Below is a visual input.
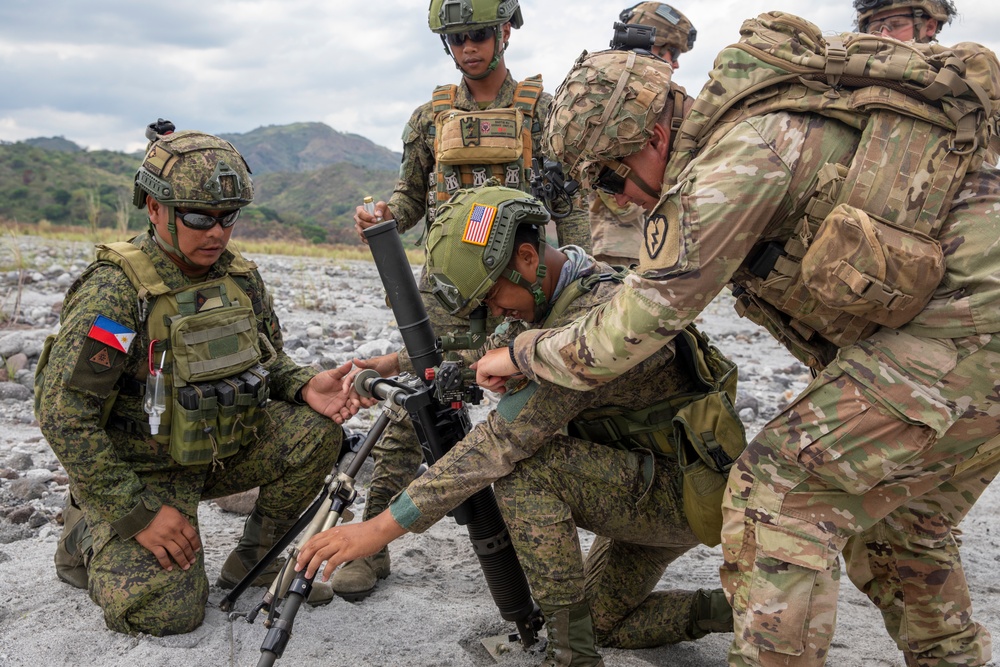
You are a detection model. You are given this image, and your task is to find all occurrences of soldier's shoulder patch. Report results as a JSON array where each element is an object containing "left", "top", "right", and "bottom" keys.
[
  {"left": 462, "top": 203, "right": 497, "bottom": 246},
  {"left": 69, "top": 337, "right": 127, "bottom": 399},
  {"left": 641, "top": 199, "right": 682, "bottom": 272},
  {"left": 87, "top": 315, "right": 136, "bottom": 354}
]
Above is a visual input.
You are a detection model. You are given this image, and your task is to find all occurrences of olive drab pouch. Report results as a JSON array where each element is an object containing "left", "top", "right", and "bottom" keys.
[
  {"left": 801, "top": 204, "right": 945, "bottom": 328},
  {"left": 671, "top": 327, "right": 746, "bottom": 547}
]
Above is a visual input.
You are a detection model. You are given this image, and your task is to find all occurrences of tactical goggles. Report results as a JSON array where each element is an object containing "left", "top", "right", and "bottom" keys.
[
  {"left": 175, "top": 208, "right": 241, "bottom": 230},
  {"left": 866, "top": 12, "right": 917, "bottom": 33},
  {"left": 591, "top": 162, "right": 631, "bottom": 196},
  {"left": 445, "top": 26, "right": 496, "bottom": 47}
]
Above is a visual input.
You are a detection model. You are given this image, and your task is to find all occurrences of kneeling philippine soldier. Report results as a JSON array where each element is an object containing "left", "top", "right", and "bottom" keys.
[
  {"left": 35, "top": 121, "right": 359, "bottom": 636},
  {"left": 297, "top": 185, "right": 739, "bottom": 666}
]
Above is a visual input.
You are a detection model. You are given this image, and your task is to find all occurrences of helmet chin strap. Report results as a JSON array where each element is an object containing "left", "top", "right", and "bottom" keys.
[
  {"left": 149, "top": 205, "right": 199, "bottom": 268},
  {"left": 450, "top": 27, "right": 505, "bottom": 81},
  {"left": 499, "top": 237, "right": 549, "bottom": 322}
]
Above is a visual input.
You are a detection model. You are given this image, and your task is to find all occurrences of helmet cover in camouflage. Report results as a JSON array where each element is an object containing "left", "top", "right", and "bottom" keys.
[
  {"left": 428, "top": 0, "right": 523, "bottom": 33},
  {"left": 546, "top": 49, "right": 672, "bottom": 176},
  {"left": 426, "top": 185, "right": 548, "bottom": 317},
  {"left": 853, "top": 0, "right": 956, "bottom": 32},
  {"left": 620, "top": 3, "right": 697, "bottom": 54},
  {"left": 132, "top": 130, "right": 253, "bottom": 210}
]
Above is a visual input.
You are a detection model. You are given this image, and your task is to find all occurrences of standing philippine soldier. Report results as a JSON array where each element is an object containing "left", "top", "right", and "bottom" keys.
[
  {"left": 589, "top": 2, "right": 698, "bottom": 267},
  {"left": 855, "top": 0, "right": 956, "bottom": 42},
  {"left": 337, "top": 0, "right": 591, "bottom": 602},
  {"left": 35, "top": 124, "right": 358, "bottom": 636},
  {"left": 300, "top": 185, "right": 739, "bottom": 666},
  {"left": 473, "top": 15, "right": 1000, "bottom": 667}
]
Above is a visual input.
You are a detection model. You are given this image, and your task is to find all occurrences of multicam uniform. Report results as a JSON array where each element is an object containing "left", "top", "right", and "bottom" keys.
[
  {"left": 365, "top": 73, "right": 592, "bottom": 534},
  {"left": 387, "top": 254, "right": 721, "bottom": 647},
  {"left": 587, "top": 190, "right": 645, "bottom": 266},
  {"left": 514, "top": 109, "right": 1000, "bottom": 665},
  {"left": 35, "top": 233, "right": 341, "bottom": 635}
]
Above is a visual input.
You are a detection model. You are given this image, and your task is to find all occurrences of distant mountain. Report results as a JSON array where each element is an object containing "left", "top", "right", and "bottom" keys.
[
  {"left": 219, "top": 122, "right": 402, "bottom": 174},
  {"left": 23, "top": 136, "right": 83, "bottom": 153},
  {"left": 0, "top": 123, "right": 404, "bottom": 246}
]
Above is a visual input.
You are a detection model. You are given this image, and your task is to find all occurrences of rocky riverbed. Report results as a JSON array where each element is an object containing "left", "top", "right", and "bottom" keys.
[{"left": 0, "top": 235, "right": 996, "bottom": 667}]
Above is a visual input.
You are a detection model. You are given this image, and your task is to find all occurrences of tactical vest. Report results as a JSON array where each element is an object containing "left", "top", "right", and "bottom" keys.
[
  {"left": 554, "top": 273, "right": 747, "bottom": 547},
  {"left": 98, "top": 242, "right": 269, "bottom": 467},
  {"left": 430, "top": 76, "right": 544, "bottom": 215},
  {"left": 664, "top": 11, "right": 1000, "bottom": 369}
]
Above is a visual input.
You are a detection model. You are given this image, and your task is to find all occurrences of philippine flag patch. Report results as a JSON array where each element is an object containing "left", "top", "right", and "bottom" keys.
[
  {"left": 87, "top": 315, "right": 136, "bottom": 354},
  {"left": 461, "top": 203, "right": 497, "bottom": 246}
]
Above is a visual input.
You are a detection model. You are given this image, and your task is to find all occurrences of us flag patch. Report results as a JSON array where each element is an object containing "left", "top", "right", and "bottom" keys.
[{"left": 461, "top": 203, "right": 497, "bottom": 246}]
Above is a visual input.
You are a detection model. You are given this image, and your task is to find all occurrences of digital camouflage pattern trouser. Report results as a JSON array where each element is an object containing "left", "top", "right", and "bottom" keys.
[
  {"left": 86, "top": 400, "right": 341, "bottom": 635},
  {"left": 494, "top": 436, "right": 708, "bottom": 648},
  {"left": 721, "top": 330, "right": 1000, "bottom": 666}
]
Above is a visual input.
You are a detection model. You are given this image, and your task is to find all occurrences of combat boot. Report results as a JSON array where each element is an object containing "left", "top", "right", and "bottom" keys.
[
  {"left": 539, "top": 601, "right": 605, "bottom": 667},
  {"left": 687, "top": 588, "right": 733, "bottom": 639},
  {"left": 54, "top": 493, "right": 92, "bottom": 590},
  {"left": 216, "top": 509, "right": 334, "bottom": 606},
  {"left": 329, "top": 548, "right": 390, "bottom": 602}
]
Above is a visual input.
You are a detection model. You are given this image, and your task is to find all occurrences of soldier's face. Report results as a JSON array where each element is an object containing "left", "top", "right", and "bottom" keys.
[
  {"left": 607, "top": 124, "right": 671, "bottom": 212},
  {"left": 147, "top": 197, "right": 234, "bottom": 269},
  {"left": 483, "top": 242, "right": 541, "bottom": 322},
  {"left": 866, "top": 8, "right": 939, "bottom": 41},
  {"left": 448, "top": 22, "right": 510, "bottom": 79}
]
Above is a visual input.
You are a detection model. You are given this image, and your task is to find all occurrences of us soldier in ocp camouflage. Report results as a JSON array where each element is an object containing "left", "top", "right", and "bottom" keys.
[
  {"left": 588, "top": 2, "right": 697, "bottom": 268},
  {"left": 298, "top": 185, "right": 739, "bottom": 666},
  {"left": 337, "top": 0, "right": 591, "bottom": 602},
  {"left": 472, "top": 31, "right": 1000, "bottom": 667},
  {"left": 35, "top": 124, "right": 360, "bottom": 636},
  {"left": 854, "top": 0, "right": 956, "bottom": 42}
]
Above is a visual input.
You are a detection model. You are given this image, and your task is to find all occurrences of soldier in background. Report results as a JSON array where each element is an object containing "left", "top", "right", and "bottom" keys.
[
  {"left": 35, "top": 125, "right": 356, "bottom": 635},
  {"left": 337, "top": 0, "right": 591, "bottom": 602},
  {"left": 589, "top": 3, "right": 697, "bottom": 267},
  {"left": 854, "top": 0, "right": 957, "bottom": 42},
  {"left": 474, "top": 37, "right": 1000, "bottom": 667},
  {"left": 301, "top": 186, "right": 737, "bottom": 666}
]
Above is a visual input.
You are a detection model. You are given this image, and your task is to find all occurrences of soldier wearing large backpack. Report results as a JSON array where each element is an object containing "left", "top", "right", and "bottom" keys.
[
  {"left": 301, "top": 185, "right": 739, "bottom": 666},
  {"left": 35, "top": 125, "right": 357, "bottom": 636},
  {"left": 336, "top": 0, "right": 591, "bottom": 601},
  {"left": 473, "top": 14, "right": 1000, "bottom": 667},
  {"left": 855, "top": 0, "right": 957, "bottom": 42},
  {"left": 588, "top": 3, "right": 698, "bottom": 268}
]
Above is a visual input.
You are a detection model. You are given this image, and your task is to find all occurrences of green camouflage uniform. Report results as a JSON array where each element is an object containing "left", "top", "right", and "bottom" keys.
[
  {"left": 587, "top": 190, "right": 645, "bottom": 267},
  {"left": 366, "top": 73, "right": 593, "bottom": 527},
  {"left": 515, "top": 110, "right": 1000, "bottom": 665},
  {"left": 386, "top": 256, "right": 719, "bottom": 647},
  {"left": 35, "top": 233, "right": 341, "bottom": 635}
]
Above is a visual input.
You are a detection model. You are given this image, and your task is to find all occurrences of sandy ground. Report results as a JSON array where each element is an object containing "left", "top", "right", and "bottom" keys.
[{"left": 1, "top": 260, "right": 998, "bottom": 667}]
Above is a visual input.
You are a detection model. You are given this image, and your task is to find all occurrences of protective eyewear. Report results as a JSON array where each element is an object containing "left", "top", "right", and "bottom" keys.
[
  {"left": 866, "top": 13, "right": 915, "bottom": 34},
  {"left": 175, "top": 208, "right": 241, "bottom": 230},
  {"left": 445, "top": 26, "right": 495, "bottom": 47},
  {"left": 592, "top": 162, "right": 631, "bottom": 196}
]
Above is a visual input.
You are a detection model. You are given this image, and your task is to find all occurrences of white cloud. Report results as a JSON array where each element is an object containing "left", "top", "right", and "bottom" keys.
[{"left": 1, "top": 0, "right": 997, "bottom": 154}]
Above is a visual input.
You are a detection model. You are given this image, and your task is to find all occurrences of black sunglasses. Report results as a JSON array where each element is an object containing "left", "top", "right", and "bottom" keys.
[
  {"left": 175, "top": 208, "right": 241, "bottom": 230},
  {"left": 593, "top": 165, "right": 628, "bottom": 196},
  {"left": 445, "top": 26, "right": 495, "bottom": 47}
]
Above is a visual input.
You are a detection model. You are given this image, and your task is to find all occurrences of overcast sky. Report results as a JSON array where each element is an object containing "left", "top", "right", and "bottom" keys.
[{"left": 2, "top": 1, "right": 998, "bottom": 155}]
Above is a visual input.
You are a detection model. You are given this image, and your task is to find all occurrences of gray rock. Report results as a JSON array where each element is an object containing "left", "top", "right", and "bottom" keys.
[
  {"left": 0, "top": 383, "right": 31, "bottom": 401},
  {"left": 738, "top": 407, "right": 758, "bottom": 423},
  {"left": 4, "top": 452, "right": 33, "bottom": 471},
  {"left": 7, "top": 477, "right": 47, "bottom": 501},
  {"left": 213, "top": 488, "right": 259, "bottom": 515},
  {"left": 355, "top": 339, "right": 395, "bottom": 358},
  {"left": 0, "top": 333, "right": 24, "bottom": 358},
  {"left": 6, "top": 353, "right": 28, "bottom": 374},
  {"left": 6, "top": 506, "right": 34, "bottom": 525}
]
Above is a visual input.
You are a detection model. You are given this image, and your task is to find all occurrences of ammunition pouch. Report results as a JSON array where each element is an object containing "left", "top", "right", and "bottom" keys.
[{"left": 567, "top": 326, "right": 746, "bottom": 547}]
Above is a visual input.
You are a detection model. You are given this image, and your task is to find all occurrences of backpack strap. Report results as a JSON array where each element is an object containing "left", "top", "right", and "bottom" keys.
[
  {"left": 431, "top": 84, "right": 458, "bottom": 114},
  {"left": 513, "top": 75, "right": 544, "bottom": 172}
]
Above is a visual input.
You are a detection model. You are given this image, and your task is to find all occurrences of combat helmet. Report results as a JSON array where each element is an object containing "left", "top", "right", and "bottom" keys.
[
  {"left": 854, "top": 0, "right": 956, "bottom": 36},
  {"left": 546, "top": 50, "right": 673, "bottom": 178},
  {"left": 426, "top": 185, "right": 550, "bottom": 320},
  {"left": 133, "top": 119, "right": 253, "bottom": 266},
  {"left": 428, "top": 0, "right": 522, "bottom": 79},
  {"left": 620, "top": 3, "right": 696, "bottom": 58}
]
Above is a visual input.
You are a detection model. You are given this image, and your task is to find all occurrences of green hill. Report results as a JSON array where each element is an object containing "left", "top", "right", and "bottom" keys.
[
  {"left": 0, "top": 123, "right": 407, "bottom": 245},
  {"left": 220, "top": 122, "right": 402, "bottom": 174}
]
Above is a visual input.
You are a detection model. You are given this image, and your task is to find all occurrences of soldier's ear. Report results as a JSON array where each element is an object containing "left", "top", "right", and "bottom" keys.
[{"left": 649, "top": 123, "right": 671, "bottom": 161}]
